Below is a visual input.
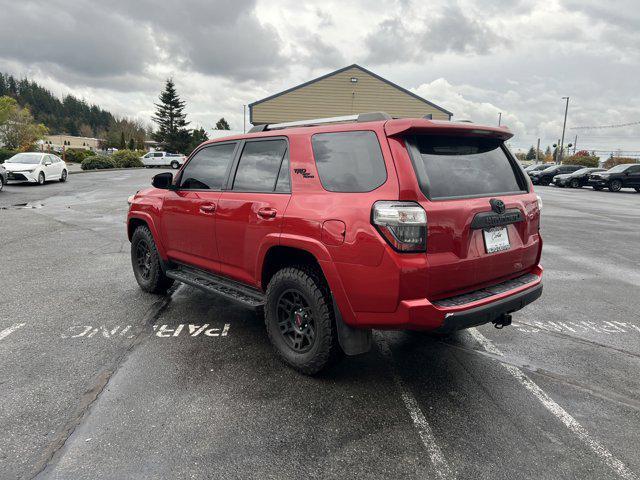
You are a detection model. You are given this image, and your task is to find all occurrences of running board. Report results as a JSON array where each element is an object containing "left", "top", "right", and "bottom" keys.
[{"left": 165, "top": 265, "right": 265, "bottom": 308}]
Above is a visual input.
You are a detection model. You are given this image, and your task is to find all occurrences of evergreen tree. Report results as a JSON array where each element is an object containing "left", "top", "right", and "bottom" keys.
[
  {"left": 525, "top": 146, "right": 536, "bottom": 160},
  {"left": 188, "top": 127, "right": 209, "bottom": 154},
  {"left": 215, "top": 117, "right": 230, "bottom": 130},
  {"left": 128, "top": 137, "right": 135, "bottom": 150},
  {"left": 152, "top": 79, "right": 191, "bottom": 153}
]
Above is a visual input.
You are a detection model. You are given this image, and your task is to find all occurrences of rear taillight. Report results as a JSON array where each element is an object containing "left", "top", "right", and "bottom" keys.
[{"left": 372, "top": 201, "right": 427, "bottom": 252}]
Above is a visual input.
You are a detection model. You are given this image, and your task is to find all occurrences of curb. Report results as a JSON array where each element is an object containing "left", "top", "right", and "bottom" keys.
[{"left": 68, "top": 167, "right": 146, "bottom": 175}]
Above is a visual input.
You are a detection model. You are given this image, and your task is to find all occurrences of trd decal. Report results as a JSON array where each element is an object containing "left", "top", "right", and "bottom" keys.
[{"left": 294, "top": 168, "right": 315, "bottom": 179}]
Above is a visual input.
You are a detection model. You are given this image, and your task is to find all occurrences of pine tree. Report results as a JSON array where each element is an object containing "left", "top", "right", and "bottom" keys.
[
  {"left": 152, "top": 79, "right": 191, "bottom": 153},
  {"left": 188, "top": 127, "right": 209, "bottom": 154},
  {"left": 525, "top": 146, "right": 536, "bottom": 160},
  {"left": 215, "top": 117, "right": 230, "bottom": 130}
]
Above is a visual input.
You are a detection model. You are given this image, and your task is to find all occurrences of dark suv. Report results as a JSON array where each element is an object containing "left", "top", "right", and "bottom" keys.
[
  {"left": 127, "top": 113, "right": 543, "bottom": 374},
  {"left": 530, "top": 164, "right": 582, "bottom": 186},
  {"left": 588, "top": 164, "right": 640, "bottom": 192}
]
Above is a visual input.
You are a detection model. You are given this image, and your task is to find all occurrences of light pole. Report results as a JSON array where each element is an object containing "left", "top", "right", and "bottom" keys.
[{"left": 559, "top": 96, "right": 569, "bottom": 163}]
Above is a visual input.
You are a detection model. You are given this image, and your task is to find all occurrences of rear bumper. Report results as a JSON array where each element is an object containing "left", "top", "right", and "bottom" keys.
[{"left": 353, "top": 267, "right": 543, "bottom": 331}]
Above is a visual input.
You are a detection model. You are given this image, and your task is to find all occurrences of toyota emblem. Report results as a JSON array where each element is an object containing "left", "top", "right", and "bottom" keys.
[{"left": 490, "top": 198, "right": 506, "bottom": 214}]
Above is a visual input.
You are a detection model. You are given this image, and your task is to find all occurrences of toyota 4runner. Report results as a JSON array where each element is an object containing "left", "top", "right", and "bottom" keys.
[{"left": 127, "top": 112, "right": 543, "bottom": 374}]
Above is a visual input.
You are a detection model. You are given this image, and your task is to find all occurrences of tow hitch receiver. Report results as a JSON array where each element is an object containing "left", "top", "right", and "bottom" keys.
[{"left": 493, "top": 314, "right": 512, "bottom": 329}]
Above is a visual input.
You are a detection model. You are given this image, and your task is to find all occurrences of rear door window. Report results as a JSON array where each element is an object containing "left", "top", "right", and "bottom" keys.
[
  {"left": 232, "top": 139, "right": 288, "bottom": 192},
  {"left": 312, "top": 131, "right": 387, "bottom": 192},
  {"left": 180, "top": 143, "right": 236, "bottom": 190},
  {"left": 409, "top": 135, "right": 527, "bottom": 199}
]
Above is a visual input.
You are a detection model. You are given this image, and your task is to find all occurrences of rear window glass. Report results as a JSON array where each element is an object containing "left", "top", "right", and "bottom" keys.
[
  {"left": 411, "top": 135, "right": 526, "bottom": 199},
  {"left": 312, "top": 131, "right": 387, "bottom": 192}
]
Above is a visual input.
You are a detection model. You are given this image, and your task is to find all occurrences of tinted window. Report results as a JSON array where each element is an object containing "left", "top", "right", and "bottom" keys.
[
  {"left": 312, "top": 131, "right": 387, "bottom": 192},
  {"left": 232, "top": 140, "right": 287, "bottom": 192},
  {"left": 180, "top": 143, "right": 236, "bottom": 190},
  {"left": 275, "top": 152, "right": 291, "bottom": 193},
  {"left": 412, "top": 135, "right": 526, "bottom": 199}
]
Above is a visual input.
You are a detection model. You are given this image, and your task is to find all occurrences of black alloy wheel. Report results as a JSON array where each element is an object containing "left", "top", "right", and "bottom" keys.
[
  {"left": 609, "top": 179, "right": 622, "bottom": 192},
  {"left": 135, "top": 238, "right": 153, "bottom": 281},
  {"left": 276, "top": 289, "right": 316, "bottom": 353}
]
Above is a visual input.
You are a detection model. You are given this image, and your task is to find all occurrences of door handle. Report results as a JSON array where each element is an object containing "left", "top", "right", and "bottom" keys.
[
  {"left": 257, "top": 207, "right": 277, "bottom": 219},
  {"left": 199, "top": 203, "right": 216, "bottom": 214}
]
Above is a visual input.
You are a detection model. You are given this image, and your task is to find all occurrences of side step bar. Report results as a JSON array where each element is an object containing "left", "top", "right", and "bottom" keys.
[{"left": 165, "top": 265, "right": 265, "bottom": 308}]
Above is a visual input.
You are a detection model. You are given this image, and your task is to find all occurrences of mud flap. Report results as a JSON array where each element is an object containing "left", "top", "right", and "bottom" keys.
[{"left": 332, "top": 296, "right": 372, "bottom": 355}]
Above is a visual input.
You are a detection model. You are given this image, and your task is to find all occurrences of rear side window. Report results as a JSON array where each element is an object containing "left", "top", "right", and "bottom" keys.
[
  {"left": 312, "top": 131, "right": 387, "bottom": 192},
  {"left": 232, "top": 140, "right": 288, "bottom": 192},
  {"left": 410, "top": 135, "right": 526, "bottom": 199},
  {"left": 180, "top": 143, "right": 236, "bottom": 190}
]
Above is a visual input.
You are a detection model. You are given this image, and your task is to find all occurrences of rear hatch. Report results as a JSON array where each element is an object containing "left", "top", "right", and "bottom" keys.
[{"left": 388, "top": 123, "right": 541, "bottom": 299}]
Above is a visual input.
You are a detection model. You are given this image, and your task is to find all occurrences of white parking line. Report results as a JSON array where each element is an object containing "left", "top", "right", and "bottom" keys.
[
  {"left": 469, "top": 327, "right": 638, "bottom": 480},
  {"left": 376, "top": 333, "right": 455, "bottom": 480},
  {"left": 0, "top": 323, "right": 26, "bottom": 341}
]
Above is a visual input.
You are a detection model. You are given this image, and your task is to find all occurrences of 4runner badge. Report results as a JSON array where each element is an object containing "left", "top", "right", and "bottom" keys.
[{"left": 294, "top": 168, "right": 314, "bottom": 179}]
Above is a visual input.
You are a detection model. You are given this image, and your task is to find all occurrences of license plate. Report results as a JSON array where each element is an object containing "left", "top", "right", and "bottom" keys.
[{"left": 483, "top": 226, "right": 510, "bottom": 253}]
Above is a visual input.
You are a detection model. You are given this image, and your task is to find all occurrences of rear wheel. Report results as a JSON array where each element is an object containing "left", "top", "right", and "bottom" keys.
[
  {"left": 37, "top": 172, "right": 45, "bottom": 185},
  {"left": 265, "top": 266, "right": 341, "bottom": 375},
  {"left": 609, "top": 179, "right": 622, "bottom": 192},
  {"left": 59, "top": 169, "right": 67, "bottom": 182},
  {"left": 131, "top": 226, "right": 174, "bottom": 293},
  {"left": 171, "top": 160, "right": 180, "bottom": 169},
  {"left": 570, "top": 178, "right": 580, "bottom": 188},
  {"left": 0, "top": 176, "right": 3, "bottom": 191}
]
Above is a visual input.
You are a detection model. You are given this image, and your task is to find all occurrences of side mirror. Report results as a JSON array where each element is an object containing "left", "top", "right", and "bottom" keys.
[{"left": 152, "top": 172, "right": 174, "bottom": 189}]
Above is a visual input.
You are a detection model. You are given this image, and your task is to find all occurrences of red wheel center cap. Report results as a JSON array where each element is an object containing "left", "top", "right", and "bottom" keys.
[{"left": 294, "top": 314, "right": 303, "bottom": 327}]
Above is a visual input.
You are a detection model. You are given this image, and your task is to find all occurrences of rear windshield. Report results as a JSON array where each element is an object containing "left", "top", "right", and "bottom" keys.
[{"left": 409, "top": 135, "right": 527, "bottom": 199}]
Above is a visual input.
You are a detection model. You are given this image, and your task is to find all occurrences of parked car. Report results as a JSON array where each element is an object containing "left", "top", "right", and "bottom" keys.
[
  {"left": 127, "top": 113, "right": 543, "bottom": 374},
  {"left": 3, "top": 152, "right": 68, "bottom": 185},
  {"left": 140, "top": 151, "right": 186, "bottom": 169},
  {"left": 0, "top": 163, "right": 6, "bottom": 191},
  {"left": 529, "top": 164, "right": 582, "bottom": 185},
  {"left": 588, "top": 163, "right": 640, "bottom": 192},
  {"left": 553, "top": 167, "right": 605, "bottom": 188},
  {"left": 524, "top": 164, "right": 549, "bottom": 174}
]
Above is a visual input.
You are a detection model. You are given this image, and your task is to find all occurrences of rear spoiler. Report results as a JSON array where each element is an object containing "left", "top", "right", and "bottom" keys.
[{"left": 384, "top": 118, "right": 514, "bottom": 141}]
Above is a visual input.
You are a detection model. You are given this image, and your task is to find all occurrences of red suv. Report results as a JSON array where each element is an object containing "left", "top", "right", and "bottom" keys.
[{"left": 127, "top": 113, "right": 543, "bottom": 374}]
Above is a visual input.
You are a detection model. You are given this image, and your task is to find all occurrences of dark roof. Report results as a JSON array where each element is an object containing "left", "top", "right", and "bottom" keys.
[{"left": 248, "top": 64, "right": 453, "bottom": 121}]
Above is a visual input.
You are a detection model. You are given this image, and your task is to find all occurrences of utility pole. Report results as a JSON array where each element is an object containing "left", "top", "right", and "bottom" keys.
[
  {"left": 536, "top": 138, "right": 540, "bottom": 163},
  {"left": 573, "top": 134, "right": 577, "bottom": 155},
  {"left": 243, "top": 105, "right": 246, "bottom": 133},
  {"left": 498, "top": 112, "right": 502, "bottom": 126},
  {"left": 559, "top": 96, "right": 569, "bottom": 163}
]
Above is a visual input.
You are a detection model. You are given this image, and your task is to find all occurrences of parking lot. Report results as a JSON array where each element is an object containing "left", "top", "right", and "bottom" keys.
[{"left": 1, "top": 170, "right": 639, "bottom": 480}]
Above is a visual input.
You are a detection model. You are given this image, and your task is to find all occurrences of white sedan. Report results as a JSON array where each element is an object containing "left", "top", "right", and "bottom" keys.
[{"left": 3, "top": 152, "right": 68, "bottom": 185}]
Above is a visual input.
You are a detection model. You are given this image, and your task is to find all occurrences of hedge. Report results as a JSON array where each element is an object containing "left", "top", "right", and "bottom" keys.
[
  {"left": 111, "top": 149, "right": 144, "bottom": 168},
  {"left": 563, "top": 155, "right": 599, "bottom": 168},
  {"left": 81, "top": 155, "right": 117, "bottom": 170},
  {"left": 64, "top": 148, "right": 96, "bottom": 163}
]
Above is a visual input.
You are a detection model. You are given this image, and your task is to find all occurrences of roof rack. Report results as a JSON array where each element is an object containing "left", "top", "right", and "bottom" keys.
[{"left": 248, "top": 111, "right": 392, "bottom": 133}]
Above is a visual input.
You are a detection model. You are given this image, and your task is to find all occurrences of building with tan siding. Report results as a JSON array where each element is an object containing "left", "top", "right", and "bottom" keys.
[{"left": 249, "top": 64, "right": 452, "bottom": 125}]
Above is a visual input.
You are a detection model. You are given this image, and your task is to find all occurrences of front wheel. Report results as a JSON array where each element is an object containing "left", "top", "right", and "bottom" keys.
[
  {"left": 609, "top": 180, "right": 622, "bottom": 192},
  {"left": 37, "top": 172, "right": 45, "bottom": 185},
  {"left": 130, "top": 226, "right": 174, "bottom": 293},
  {"left": 265, "top": 266, "right": 341, "bottom": 375},
  {"left": 60, "top": 169, "right": 67, "bottom": 182},
  {"left": 170, "top": 161, "right": 180, "bottom": 169},
  {"left": 570, "top": 178, "right": 580, "bottom": 188}
]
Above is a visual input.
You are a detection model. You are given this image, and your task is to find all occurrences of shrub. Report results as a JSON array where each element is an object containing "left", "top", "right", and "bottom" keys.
[
  {"left": 0, "top": 148, "right": 18, "bottom": 162},
  {"left": 111, "top": 149, "right": 144, "bottom": 168},
  {"left": 563, "top": 155, "right": 599, "bottom": 168},
  {"left": 603, "top": 156, "right": 636, "bottom": 169},
  {"left": 81, "top": 155, "right": 117, "bottom": 170},
  {"left": 64, "top": 148, "right": 96, "bottom": 163}
]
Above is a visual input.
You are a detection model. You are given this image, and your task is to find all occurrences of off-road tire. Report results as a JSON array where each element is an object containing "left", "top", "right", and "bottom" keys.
[
  {"left": 131, "top": 225, "right": 174, "bottom": 294},
  {"left": 609, "top": 180, "right": 622, "bottom": 192},
  {"left": 265, "top": 266, "right": 342, "bottom": 375}
]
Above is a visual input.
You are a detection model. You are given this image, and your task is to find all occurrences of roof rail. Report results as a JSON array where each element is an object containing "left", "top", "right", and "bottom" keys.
[{"left": 248, "top": 112, "right": 391, "bottom": 133}]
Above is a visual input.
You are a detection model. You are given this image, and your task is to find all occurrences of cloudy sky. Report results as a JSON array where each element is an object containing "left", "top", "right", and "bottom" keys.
[{"left": 0, "top": 0, "right": 638, "bottom": 152}]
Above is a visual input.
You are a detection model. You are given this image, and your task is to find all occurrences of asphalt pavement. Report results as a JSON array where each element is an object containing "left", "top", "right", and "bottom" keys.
[{"left": 1, "top": 171, "right": 639, "bottom": 480}]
